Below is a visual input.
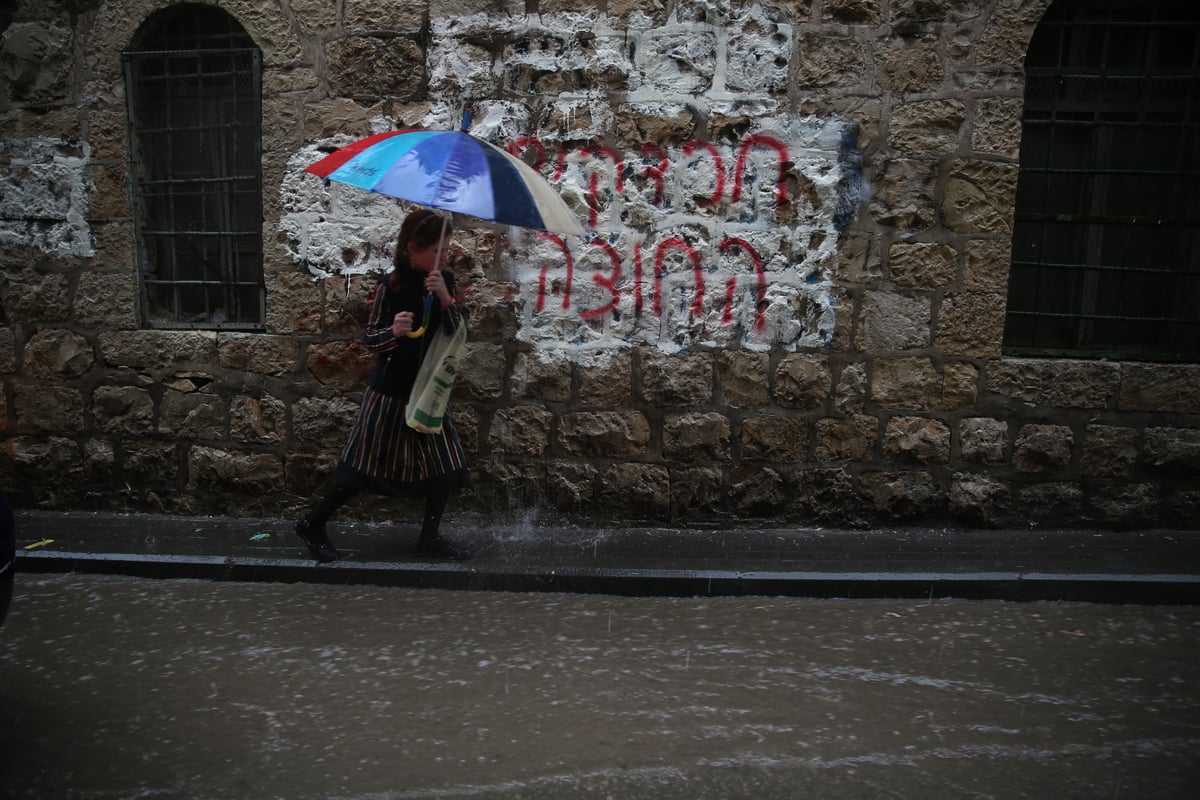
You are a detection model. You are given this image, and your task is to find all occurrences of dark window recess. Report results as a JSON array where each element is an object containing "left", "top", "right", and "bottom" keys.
[
  {"left": 123, "top": 5, "right": 264, "bottom": 329},
  {"left": 1004, "top": 0, "right": 1200, "bottom": 362}
]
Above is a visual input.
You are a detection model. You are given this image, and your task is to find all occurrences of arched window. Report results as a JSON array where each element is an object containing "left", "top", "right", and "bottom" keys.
[
  {"left": 123, "top": 4, "right": 264, "bottom": 329},
  {"left": 1003, "top": 0, "right": 1199, "bottom": 362}
]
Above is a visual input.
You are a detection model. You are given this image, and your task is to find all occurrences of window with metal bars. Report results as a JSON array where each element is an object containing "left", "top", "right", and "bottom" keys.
[
  {"left": 123, "top": 4, "right": 264, "bottom": 329},
  {"left": 1003, "top": 0, "right": 1200, "bottom": 362}
]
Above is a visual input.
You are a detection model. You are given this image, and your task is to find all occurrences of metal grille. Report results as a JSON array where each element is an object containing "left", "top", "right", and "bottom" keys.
[
  {"left": 124, "top": 9, "right": 264, "bottom": 330},
  {"left": 1003, "top": 0, "right": 1200, "bottom": 362}
]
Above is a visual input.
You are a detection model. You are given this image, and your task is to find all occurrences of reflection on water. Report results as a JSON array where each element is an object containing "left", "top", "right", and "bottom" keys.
[{"left": 1, "top": 574, "right": 1198, "bottom": 799}]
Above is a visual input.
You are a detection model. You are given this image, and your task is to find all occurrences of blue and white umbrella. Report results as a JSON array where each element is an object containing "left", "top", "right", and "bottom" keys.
[{"left": 305, "top": 109, "right": 584, "bottom": 237}]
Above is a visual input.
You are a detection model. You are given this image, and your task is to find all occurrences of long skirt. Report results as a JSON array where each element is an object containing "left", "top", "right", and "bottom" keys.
[{"left": 338, "top": 386, "right": 468, "bottom": 497}]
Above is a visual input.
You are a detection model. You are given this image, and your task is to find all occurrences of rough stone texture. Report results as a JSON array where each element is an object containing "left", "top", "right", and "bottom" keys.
[
  {"left": 488, "top": 406, "right": 553, "bottom": 458},
  {"left": 511, "top": 352, "right": 572, "bottom": 403},
  {"left": 670, "top": 466, "right": 725, "bottom": 518},
  {"left": 856, "top": 291, "right": 931, "bottom": 352},
  {"left": 741, "top": 415, "right": 807, "bottom": 461},
  {"left": 577, "top": 353, "right": 631, "bottom": 406},
  {"left": 958, "top": 417, "right": 1007, "bottom": 466},
  {"left": 718, "top": 351, "right": 769, "bottom": 407},
  {"left": 963, "top": 239, "right": 1012, "bottom": 292},
  {"left": 159, "top": 391, "right": 228, "bottom": 440},
  {"left": 457, "top": 343, "right": 506, "bottom": 401},
  {"left": 21, "top": 328, "right": 94, "bottom": 380},
  {"left": 12, "top": 385, "right": 84, "bottom": 432},
  {"left": 1142, "top": 428, "right": 1200, "bottom": 477},
  {"left": 871, "top": 357, "right": 940, "bottom": 410},
  {"left": 883, "top": 416, "right": 951, "bottom": 465},
  {"left": 598, "top": 462, "right": 670, "bottom": 520},
  {"left": 774, "top": 355, "right": 831, "bottom": 408},
  {"left": 187, "top": 446, "right": 285, "bottom": 494},
  {"left": 863, "top": 470, "right": 946, "bottom": 520},
  {"left": 663, "top": 412, "right": 730, "bottom": 461},
  {"left": 1081, "top": 425, "right": 1138, "bottom": 480},
  {"left": 559, "top": 411, "right": 651, "bottom": 458},
  {"left": 888, "top": 242, "right": 957, "bottom": 289},
  {"left": 1119, "top": 365, "right": 1200, "bottom": 414},
  {"left": 815, "top": 414, "right": 878, "bottom": 462},
  {"left": 935, "top": 293, "right": 1005, "bottom": 357},
  {"left": 643, "top": 351, "right": 712, "bottom": 406},
  {"left": 941, "top": 362, "right": 978, "bottom": 410},
  {"left": 949, "top": 472, "right": 1011, "bottom": 526},
  {"left": 943, "top": 161, "right": 1019, "bottom": 234},
  {"left": 1013, "top": 424, "right": 1073, "bottom": 473},
  {"left": 91, "top": 386, "right": 154, "bottom": 435},
  {"left": 729, "top": 465, "right": 787, "bottom": 516},
  {"left": 230, "top": 395, "right": 287, "bottom": 445}
]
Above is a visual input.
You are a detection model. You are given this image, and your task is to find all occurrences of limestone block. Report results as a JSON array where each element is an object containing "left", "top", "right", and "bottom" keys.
[
  {"left": 22, "top": 328, "right": 94, "bottom": 379},
  {"left": 934, "top": 292, "right": 1004, "bottom": 358},
  {"left": 742, "top": 415, "right": 807, "bottom": 461},
  {"left": 159, "top": 390, "right": 228, "bottom": 440},
  {"left": 941, "top": 362, "right": 978, "bottom": 409},
  {"left": 834, "top": 362, "right": 867, "bottom": 413},
  {"left": 4, "top": 435, "right": 84, "bottom": 483},
  {"left": 559, "top": 411, "right": 650, "bottom": 458},
  {"left": 1013, "top": 424, "right": 1073, "bottom": 473},
  {"left": 1163, "top": 489, "right": 1200, "bottom": 529},
  {"left": 458, "top": 342, "right": 506, "bottom": 401},
  {"left": 1118, "top": 364, "right": 1200, "bottom": 414},
  {"left": 305, "top": 340, "right": 372, "bottom": 391},
  {"left": 226, "top": 0, "right": 305, "bottom": 65},
  {"left": 977, "top": 0, "right": 1050, "bottom": 69},
  {"left": 888, "top": 242, "right": 957, "bottom": 289},
  {"left": 122, "top": 439, "right": 179, "bottom": 483},
  {"left": 815, "top": 414, "right": 878, "bottom": 461},
  {"left": 91, "top": 385, "right": 154, "bottom": 435},
  {"left": 489, "top": 406, "right": 553, "bottom": 457},
  {"left": 86, "top": 163, "right": 128, "bottom": 222},
  {"left": 74, "top": 270, "right": 138, "bottom": 329},
  {"left": 323, "top": 274, "right": 375, "bottom": 336},
  {"left": 949, "top": 472, "right": 1012, "bottom": 526},
  {"left": 291, "top": 395, "right": 361, "bottom": 452},
  {"left": 1017, "top": 481, "right": 1085, "bottom": 524},
  {"left": 547, "top": 462, "right": 599, "bottom": 512},
  {"left": 452, "top": 405, "right": 479, "bottom": 454},
  {"left": 1142, "top": 427, "right": 1200, "bottom": 477},
  {"left": 643, "top": 350, "right": 712, "bottom": 406},
  {"left": 0, "top": 269, "right": 71, "bottom": 323},
  {"left": 862, "top": 470, "right": 946, "bottom": 520},
  {"left": 0, "top": 21, "right": 73, "bottom": 104},
  {"left": 943, "top": 160, "right": 1018, "bottom": 234},
  {"left": 791, "top": 466, "right": 870, "bottom": 525},
  {"left": 578, "top": 352, "right": 632, "bottom": 406},
  {"left": 963, "top": 238, "right": 1012, "bottom": 292},
  {"left": 219, "top": 333, "right": 300, "bottom": 377},
  {"left": 663, "top": 412, "right": 730, "bottom": 460},
  {"left": 856, "top": 291, "right": 931, "bottom": 351},
  {"left": 262, "top": 96, "right": 305, "bottom": 155},
  {"left": 1091, "top": 484, "right": 1160, "bottom": 527},
  {"left": 598, "top": 462, "right": 670, "bottom": 519},
  {"left": 890, "top": 100, "right": 965, "bottom": 156},
  {"left": 1081, "top": 425, "right": 1137, "bottom": 479},
  {"left": 345, "top": 0, "right": 429, "bottom": 28},
  {"left": 794, "top": 32, "right": 867, "bottom": 89},
  {"left": 12, "top": 384, "right": 84, "bottom": 432},
  {"left": 285, "top": 452, "right": 338, "bottom": 498},
  {"left": 719, "top": 351, "right": 769, "bottom": 407},
  {"left": 511, "top": 351, "right": 572, "bottom": 402},
  {"left": 289, "top": 0, "right": 340, "bottom": 32},
  {"left": 230, "top": 395, "right": 287, "bottom": 445},
  {"left": 725, "top": 10, "right": 792, "bottom": 94},
  {"left": 774, "top": 354, "right": 831, "bottom": 408},
  {"left": 99, "top": 331, "right": 218, "bottom": 371},
  {"left": 868, "top": 159, "right": 938, "bottom": 231},
  {"left": 187, "top": 446, "right": 285, "bottom": 493},
  {"left": 831, "top": 230, "right": 884, "bottom": 285},
  {"left": 973, "top": 96, "right": 1024, "bottom": 159},
  {"left": 877, "top": 34, "right": 942, "bottom": 94},
  {"left": 959, "top": 417, "right": 1007, "bottom": 465},
  {"left": 1041, "top": 361, "right": 1119, "bottom": 409},
  {"left": 670, "top": 466, "right": 725, "bottom": 517},
  {"left": 883, "top": 416, "right": 951, "bottom": 464},
  {"left": 871, "top": 356, "right": 940, "bottom": 410},
  {"left": 730, "top": 465, "right": 787, "bottom": 516},
  {"left": 984, "top": 357, "right": 1043, "bottom": 403},
  {"left": 324, "top": 35, "right": 427, "bottom": 104}
]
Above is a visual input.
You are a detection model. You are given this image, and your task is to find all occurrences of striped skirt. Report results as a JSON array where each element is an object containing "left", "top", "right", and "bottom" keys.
[{"left": 338, "top": 386, "right": 468, "bottom": 495}]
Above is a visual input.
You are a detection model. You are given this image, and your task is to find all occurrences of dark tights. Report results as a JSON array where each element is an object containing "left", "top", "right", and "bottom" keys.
[{"left": 305, "top": 466, "right": 450, "bottom": 541}]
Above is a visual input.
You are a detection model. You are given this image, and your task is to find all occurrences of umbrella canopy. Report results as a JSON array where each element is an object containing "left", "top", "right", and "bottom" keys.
[{"left": 305, "top": 112, "right": 585, "bottom": 237}]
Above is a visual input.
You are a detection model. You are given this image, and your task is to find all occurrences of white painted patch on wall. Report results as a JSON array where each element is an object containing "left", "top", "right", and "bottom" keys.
[
  {"left": 280, "top": 4, "right": 863, "bottom": 363},
  {"left": 0, "top": 137, "right": 93, "bottom": 258}
]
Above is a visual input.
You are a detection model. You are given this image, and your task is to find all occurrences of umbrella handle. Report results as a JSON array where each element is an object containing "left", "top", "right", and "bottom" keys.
[{"left": 404, "top": 293, "right": 435, "bottom": 338}]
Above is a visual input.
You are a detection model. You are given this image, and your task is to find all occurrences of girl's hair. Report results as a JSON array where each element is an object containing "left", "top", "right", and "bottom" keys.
[{"left": 389, "top": 209, "right": 453, "bottom": 292}]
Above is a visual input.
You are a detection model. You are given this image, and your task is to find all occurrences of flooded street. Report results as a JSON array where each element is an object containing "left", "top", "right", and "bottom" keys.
[{"left": 1, "top": 574, "right": 1198, "bottom": 799}]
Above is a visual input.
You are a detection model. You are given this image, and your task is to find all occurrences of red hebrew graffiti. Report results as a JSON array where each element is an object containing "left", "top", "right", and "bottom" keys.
[
  {"left": 579, "top": 240, "right": 623, "bottom": 320},
  {"left": 718, "top": 237, "right": 767, "bottom": 331},
  {"left": 581, "top": 143, "right": 624, "bottom": 228},
  {"left": 654, "top": 237, "right": 705, "bottom": 318},
  {"left": 535, "top": 232, "right": 574, "bottom": 312},
  {"left": 507, "top": 136, "right": 545, "bottom": 170},
  {"left": 682, "top": 140, "right": 726, "bottom": 206},
  {"left": 641, "top": 144, "right": 669, "bottom": 206},
  {"left": 633, "top": 240, "right": 645, "bottom": 316},
  {"left": 731, "top": 134, "right": 789, "bottom": 208}
]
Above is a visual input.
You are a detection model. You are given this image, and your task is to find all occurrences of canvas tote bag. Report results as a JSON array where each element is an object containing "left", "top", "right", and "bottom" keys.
[{"left": 405, "top": 321, "right": 468, "bottom": 434}]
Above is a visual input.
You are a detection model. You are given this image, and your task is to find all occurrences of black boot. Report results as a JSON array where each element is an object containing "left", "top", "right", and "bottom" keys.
[
  {"left": 294, "top": 472, "right": 360, "bottom": 563},
  {"left": 414, "top": 489, "right": 471, "bottom": 560}
]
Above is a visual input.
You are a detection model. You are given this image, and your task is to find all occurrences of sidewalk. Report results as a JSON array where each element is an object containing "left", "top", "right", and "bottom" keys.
[{"left": 11, "top": 510, "right": 1200, "bottom": 604}]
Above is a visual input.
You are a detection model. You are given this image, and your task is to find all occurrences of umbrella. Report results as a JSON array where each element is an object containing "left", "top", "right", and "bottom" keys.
[{"left": 305, "top": 108, "right": 585, "bottom": 237}]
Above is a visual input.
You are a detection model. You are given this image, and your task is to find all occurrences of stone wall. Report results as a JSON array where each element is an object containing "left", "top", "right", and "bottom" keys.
[{"left": 0, "top": 0, "right": 1197, "bottom": 529}]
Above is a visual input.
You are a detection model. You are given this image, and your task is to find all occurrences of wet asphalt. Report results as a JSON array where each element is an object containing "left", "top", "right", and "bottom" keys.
[{"left": 2, "top": 572, "right": 1199, "bottom": 799}]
